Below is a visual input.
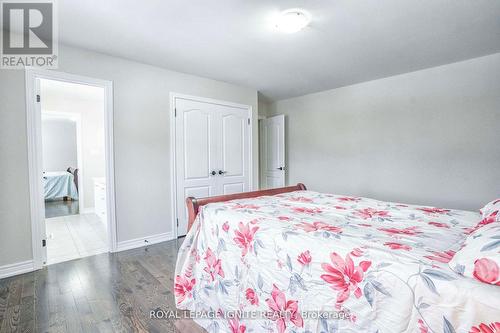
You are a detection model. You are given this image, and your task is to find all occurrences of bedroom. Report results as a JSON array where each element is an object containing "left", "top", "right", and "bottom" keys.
[{"left": 0, "top": 1, "right": 499, "bottom": 333}]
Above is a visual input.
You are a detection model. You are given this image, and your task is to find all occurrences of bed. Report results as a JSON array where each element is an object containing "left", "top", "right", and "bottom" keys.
[
  {"left": 43, "top": 168, "right": 79, "bottom": 200},
  {"left": 175, "top": 184, "right": 500, "bottom": 333}
]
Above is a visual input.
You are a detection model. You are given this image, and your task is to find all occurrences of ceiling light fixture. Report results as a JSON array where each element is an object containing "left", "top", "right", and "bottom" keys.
[{"left": 275, "top": 9, "right": 311, "bottom": 33}]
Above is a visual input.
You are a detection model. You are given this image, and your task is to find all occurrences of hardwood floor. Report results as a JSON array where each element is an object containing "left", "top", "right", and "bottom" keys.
[
  {"left": 0, "top": 239, "right": 206, "bottom": 333},
  {"left": 45, "top": 200, "right": 79, "bottom": 219}
]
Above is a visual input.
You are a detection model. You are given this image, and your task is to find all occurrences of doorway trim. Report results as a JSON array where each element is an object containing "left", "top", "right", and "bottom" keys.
[
  {"left": 169, "top": 92, "right": 254, "bottom": 238},
  {"left": 25, "top": 67, "right": 117, "bottom": 270}
]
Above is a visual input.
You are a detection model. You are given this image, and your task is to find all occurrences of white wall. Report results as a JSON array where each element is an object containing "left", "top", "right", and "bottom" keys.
[
  {"left": 41, "top": 83, "right": 106, "bottom": 211},
  {"left": 0, "top": 44, "right": 258, "bottom": 267},
  {"left": 269, "top": 53, "right": 500, "bottom": 211},
  {"left": 0, "top": 69, "right": 33, "bottom": 266},
  {"left": 41, "top": 119, "right": 78, "bottom": 172},
  {"left": 257, "top": 93, "right": 271, "bottom": 188}
]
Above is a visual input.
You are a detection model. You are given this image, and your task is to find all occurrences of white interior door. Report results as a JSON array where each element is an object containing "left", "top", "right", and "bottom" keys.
[
  {"left": 263, "top": 115, "right": 285, "bottom": 188},
  {"left": 218, "top": 105, "right": 250, "bottom": 195},
  {"left": 175, "top": 98, "right": 218, "bottom": 236},
  {"left": 175, "top": 97, "right": 251, "bottom": 236}
]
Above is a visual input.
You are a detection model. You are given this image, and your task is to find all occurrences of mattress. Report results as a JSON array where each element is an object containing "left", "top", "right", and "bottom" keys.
[{"left": 175, "top": 190, "right": 500, "bottom": 333}]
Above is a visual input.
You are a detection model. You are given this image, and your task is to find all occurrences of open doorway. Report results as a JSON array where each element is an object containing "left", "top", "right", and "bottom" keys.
[
  {"left": 40, "top": 79, "right": 107, "bottom": 264},
  {"left": 26, "top": 69, "right": 117, "bottom": 268}
]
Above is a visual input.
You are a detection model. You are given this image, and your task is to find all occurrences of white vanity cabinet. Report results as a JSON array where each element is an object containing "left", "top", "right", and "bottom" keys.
[{"left": 94, "top": 178, "right": 107, "bottom": 224}]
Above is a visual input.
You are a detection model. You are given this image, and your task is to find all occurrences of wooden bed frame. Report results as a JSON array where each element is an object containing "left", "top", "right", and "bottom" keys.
[
  {"left": 185, "top": 183, "right": 307, "bottom": 232},
  {"left": 63, "top": 167, "right": 79, "bottom": 201}
]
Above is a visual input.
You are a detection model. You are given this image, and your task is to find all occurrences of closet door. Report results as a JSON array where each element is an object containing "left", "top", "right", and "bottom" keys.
[
  {"left": 175, "top": 96, "right": 251, "bottom": 236},
  {"left": 175, "top": 98, "right": 218, "bottom": 236},
  {"left": 215, "top": 104, "right": 250, "bottom": 195}
]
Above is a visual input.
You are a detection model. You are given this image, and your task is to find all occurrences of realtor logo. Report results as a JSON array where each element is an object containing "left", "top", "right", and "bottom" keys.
[{"left": 1, "top": 0, "right": 58, "bottom": 68}]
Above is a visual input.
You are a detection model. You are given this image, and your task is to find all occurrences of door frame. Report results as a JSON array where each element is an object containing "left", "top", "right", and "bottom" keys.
[
  {"left": 25, "top": 67, "right": 117, "bottom": 270},
  {"left": 169, "top": 92, "right": 254, "bottom": 238}
]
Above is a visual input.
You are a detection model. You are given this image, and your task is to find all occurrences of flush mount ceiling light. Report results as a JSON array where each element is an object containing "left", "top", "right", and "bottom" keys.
[{"left": 275, "top": 9, "right": 311, "bottom": 33}]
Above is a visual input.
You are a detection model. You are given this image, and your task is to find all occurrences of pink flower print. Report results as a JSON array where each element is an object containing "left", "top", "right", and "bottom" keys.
[
  {"left": 417, "top": 207, "right": 450, "bottom": 214},
  {"left": 428, "top": 221, "right": 450, "bottom": 228},
  {"left": 337, "top": 196, "right": 360, "bottom": 202},
  {"left": 292, "top": 207, "right": 323, "bottom": 215},
  {"left": 228, "top": 317, "right": 246, "bottom": 333},
  {"left": 297, "top": 250, "right": 312, "bottom": 266},
  {"left": 355, "top": 208, "right": 390, "bottom": 219},
  {"left": 418, "top": 319, "right": 429, "bottom": 333},
  {"left": 424, "top": 250, "right": 455, "bottom": 263},
  {"left": 233, "top": 222, "right": 259, "bottom": 256},
  {"left": 350, "top": 248, "right": 364, "bottom": 257},
  {"left": 470, "top": 322, "right": 500, "bottom": 333},
  {"left": 203, "top": 248, "right": 224, "bottom": 281},
  {"left": 174, "top": 275, "right": 196, "bottom": 305},
  {"left": 384, "top": 242, "right": 412, "bottom": 251},
  {"left": 265, "top": 284, "right": 304, "bottom": 333},
  {"left": 245, "top": 288, "right": 259, "bottom": 305},
  {"left": 296, "top": 221, "right": 342, "bottom": 233},
  {"left": 378, "top": 226, "right": 421, "bottom": 236},
  {"left": 320, "top": 252, "right": 371, "bottom": 305},
  {"left": 473, "top": 258, "right": 500, "bottom": 286}
]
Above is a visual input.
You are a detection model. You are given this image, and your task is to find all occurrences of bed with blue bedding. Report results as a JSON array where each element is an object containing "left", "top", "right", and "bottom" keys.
[{"left": 43, "top": 171, "right": 79, "bottom": 200}]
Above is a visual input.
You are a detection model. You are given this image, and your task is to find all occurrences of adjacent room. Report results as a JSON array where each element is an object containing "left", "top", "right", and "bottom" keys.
[
  {"left": 40, "top": 79, "right": 108, "bottom": 265},
  {"left": 0, "top": 1, "right": 499, "bottom": 333}
]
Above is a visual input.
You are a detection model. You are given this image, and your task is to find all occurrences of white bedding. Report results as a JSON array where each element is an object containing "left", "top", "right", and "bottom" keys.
[{"left": 175, "top": 191, "right": 500, "bottom": 333}]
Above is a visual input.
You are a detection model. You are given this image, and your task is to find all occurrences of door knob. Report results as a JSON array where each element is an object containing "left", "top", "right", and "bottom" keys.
[
  {"left": 218, "top": 170, "right": 227, "bottom": 175},
  {"left": 211, "top": 170, "right": 216, "bottom": 176},
  {"left": 277, "top": 167, "right": 285, "bottom": 171}
]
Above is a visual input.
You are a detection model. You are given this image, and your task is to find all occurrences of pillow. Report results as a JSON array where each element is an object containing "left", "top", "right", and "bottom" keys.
[
  {"left": 468, "top": 199, "right": 500, "bottom": 233},
  {"left": 449, "top": 223, "right": 500, "bottom": 286},
  {"left": 480, "top": 198, "right": 500, "bottom": 221}
]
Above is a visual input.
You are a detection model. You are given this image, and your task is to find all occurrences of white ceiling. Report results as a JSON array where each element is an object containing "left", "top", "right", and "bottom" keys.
[{"left": 58, "top": 0, "right": 500, "bottom": 100}]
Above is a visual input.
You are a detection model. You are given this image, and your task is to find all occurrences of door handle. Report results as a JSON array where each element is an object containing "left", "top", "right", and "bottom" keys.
[
  {"left": 218, "top": 170, "right": 227, "bottom": 175},
  {"left": 211, "top": 170, "right": 217, "bottom": 176},
  {"left": 277, "top": 167, "right": 285, "bottom": 171}
]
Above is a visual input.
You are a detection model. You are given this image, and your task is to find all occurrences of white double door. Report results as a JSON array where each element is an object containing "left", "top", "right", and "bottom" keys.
[{"left": 175, "top": 97, "right": 251, "bottom": 236}]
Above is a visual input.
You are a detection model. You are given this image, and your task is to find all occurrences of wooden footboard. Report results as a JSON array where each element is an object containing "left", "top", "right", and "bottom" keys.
[{"left": 185, "top": 183, "right": 307, "bottom": 232}]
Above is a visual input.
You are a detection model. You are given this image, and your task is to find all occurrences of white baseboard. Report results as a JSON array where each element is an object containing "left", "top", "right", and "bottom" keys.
[
  {"left": 115, "top": 232, "right": 174, "bottom": 252},
  {"left": 0, "top": 260, "right": 34, "bottom": 279}
]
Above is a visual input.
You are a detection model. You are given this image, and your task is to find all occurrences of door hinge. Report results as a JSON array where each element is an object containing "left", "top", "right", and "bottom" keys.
[
  {"left": 174, "top": 108, "right": 177, "bottom": 117},
  {"left": 36, "top": 94, "right": 41, "bottom": 102},
  {"left": 42, "top": 239, "right": 46, "bottom": 247},
  {"left": 176, "top": 218, "right": 179, "bottom": 227},
  {"left": 248, "top": 118, "right": 250, "bottom": 125}
]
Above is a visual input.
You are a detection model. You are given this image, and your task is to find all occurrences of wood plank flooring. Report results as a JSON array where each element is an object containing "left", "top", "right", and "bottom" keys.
[
  {"left": 0, "top": 239, "right": 206, "bottom": 333},
  {"left": 45, "top": 200, "right": 79, "bottom": 219}
]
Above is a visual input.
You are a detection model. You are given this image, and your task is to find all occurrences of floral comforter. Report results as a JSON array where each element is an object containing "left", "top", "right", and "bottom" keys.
[{"left": 174, "top": 191, "right": 500, "bottom": 333}]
